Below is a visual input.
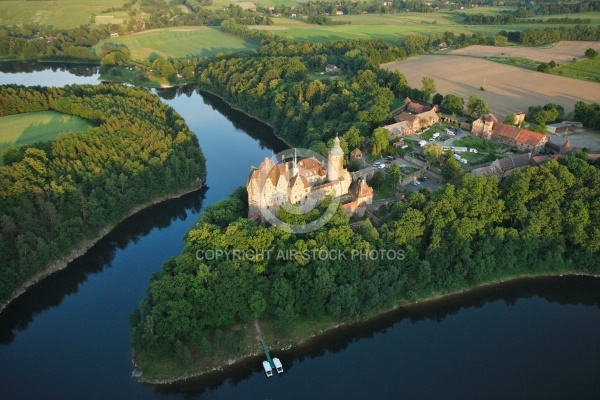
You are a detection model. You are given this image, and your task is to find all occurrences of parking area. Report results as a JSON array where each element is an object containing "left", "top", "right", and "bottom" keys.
[{"left": 404, "top": 178, "right": 439, "bottom": 192}]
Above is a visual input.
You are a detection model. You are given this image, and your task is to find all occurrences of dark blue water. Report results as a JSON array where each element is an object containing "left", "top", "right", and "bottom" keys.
[{"left": 0, "top": 65, "right": 599, "bottom": 400}]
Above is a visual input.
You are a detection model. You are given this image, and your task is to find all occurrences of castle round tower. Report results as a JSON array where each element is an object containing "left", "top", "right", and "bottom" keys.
[{"left": 327, "top": 136, "right": 344, "bottom": 182}]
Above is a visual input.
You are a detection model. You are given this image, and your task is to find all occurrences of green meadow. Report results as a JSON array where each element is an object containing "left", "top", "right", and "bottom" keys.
[
  {"left": 249, "top": 12, "right": 598, "bottom": 45},
  {"left": 96, "top": 27, "right": 260, "bottom": 61},
  {"left": 0, "top": 111, "right": 92, "bottom": 164},
  {"left": 551, "top": 56, "right": 600, "bottom": 82},
  {"left": 0, "top": 0, "right": 127, "bottom": 29}
]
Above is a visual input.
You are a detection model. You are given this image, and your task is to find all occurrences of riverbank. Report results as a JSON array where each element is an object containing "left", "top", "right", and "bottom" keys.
[
  {"left": 0, "top": 181, "right": 203, "bottom": 315},
  {"left": 196, "top": 86, "right": 295, "bottom": 149},
  {"left": 135, "top": 269, "right": 600, "bottom": 384}
]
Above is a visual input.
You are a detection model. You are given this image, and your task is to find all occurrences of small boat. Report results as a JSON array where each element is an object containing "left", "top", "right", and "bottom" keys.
[
  {"left": 262, "top": 360, "right": 273, "bottom": 377},
  {"left": 273, "top": 358, "right": 283, "bottom": 374}
]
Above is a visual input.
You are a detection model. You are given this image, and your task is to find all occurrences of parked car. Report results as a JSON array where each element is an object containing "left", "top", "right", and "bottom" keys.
[
  {"left": 385, "top": 156, "right": 394, "bottom": 161},
  {"left": 456, "top": 127, "right": 462, "bottom": 132},
  {"left": 418, "top": 176, "right": 428, "bottom": 182},
  {"left": 447, "top": 131, "right": 455, "bottom": 136},
  {"left": 412, "top": 180, "right": 421, "bottom": 186},
  {"left": 429, "top": 138, "right": 436, "bottom": 142}
]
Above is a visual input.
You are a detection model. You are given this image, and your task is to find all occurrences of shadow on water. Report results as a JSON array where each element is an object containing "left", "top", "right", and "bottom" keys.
[
  {"left": 155, "top": 85, "right": 289, "bottom": 153},
  {"left": 153, "top": 275, "right": 600, "bottom": 397},
  {"left": 0, "top": 61, "right": 99, "bottom": 77},
  {"left": 0, "top": 187, "right": 207, "bottom": 345}
]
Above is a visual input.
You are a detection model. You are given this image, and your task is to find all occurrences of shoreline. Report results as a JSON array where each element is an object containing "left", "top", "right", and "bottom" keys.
[
  {"left": 0, "top": 182, "right": 203, "bottom": 315},
  {"left": 195, "top": 87, "right": 294, "bottom": 149},
  {"left": 137, "top": 269, "right": 600, "bottom": 385}
]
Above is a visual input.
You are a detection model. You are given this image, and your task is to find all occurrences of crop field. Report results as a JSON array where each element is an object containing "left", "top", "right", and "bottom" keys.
[
  {"left": 0, "top": 111, "right": 92, "bottom": 164},
  {"left": 448, "top": 41, "right": 600, "bottom": 63},
  {"left": 0, "top": 0, "right": 126, "bottom": 29},
  {"left": 97, "top": 27, "right": 260, "bottom": 60},
  {"left": 382, "top": 50, "right": 600, "bottom": 120}
]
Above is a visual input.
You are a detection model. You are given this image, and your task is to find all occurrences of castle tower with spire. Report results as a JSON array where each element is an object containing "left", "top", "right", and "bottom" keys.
[{"left": 327, "top": 136, "right": 344, "bottom": 182}]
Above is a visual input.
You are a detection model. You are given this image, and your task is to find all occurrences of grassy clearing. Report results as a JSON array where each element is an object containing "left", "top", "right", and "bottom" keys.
[
  {"left": 454, "top": 135, "right": 500, "bottom": 153},
  {"left": 550, "top": 57, "right": 600, "bottom": 83},
  {"left": 487, "top": 56, "right": 540, "bottom": 70},
  {"left": 0, "top": 111, "right": 92, "bottom": 163},
  {"left": 96, "top": 27, "right": 259, "bottom": 61},
  {"left": 0, "top": 0, "right": 126, "bottom": 29}
]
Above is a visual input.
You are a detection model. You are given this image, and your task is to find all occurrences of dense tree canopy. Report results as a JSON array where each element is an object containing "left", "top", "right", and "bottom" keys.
[
  {"left": 132, "top": 156, "right": 600, "bottom": 369},
  {"left": 0, "top": 84, "right": 206, "bottom": 304}
]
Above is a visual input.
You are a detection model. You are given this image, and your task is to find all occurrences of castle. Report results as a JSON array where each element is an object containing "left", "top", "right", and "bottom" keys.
[{"left": 247, "top": 137, "right": 372, "bottom": 220}]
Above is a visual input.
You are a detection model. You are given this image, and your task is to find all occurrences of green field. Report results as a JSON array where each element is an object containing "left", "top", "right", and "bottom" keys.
[
  {"left": 0, "top": 111, "right": 92, "bottom": 163},
  {"left": 0, "top": 0, "right": 127, "bottom": 29},
  {"left": 96, "top": 27, "right": 260, "bottom": 60},
  {"left": 249, "top": 12, "right": 599, "bottom": 45},
  {"left": 551, "top": 57, "right": 600, "bottom": 82}
]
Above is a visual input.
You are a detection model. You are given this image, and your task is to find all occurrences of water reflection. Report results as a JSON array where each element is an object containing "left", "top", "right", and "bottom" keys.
[
  {"left": 0, "top": 61, "right": 98, "bottom": 76},
  {"left": 154, "top": 275, "right": 600, "bottom": 398},
  {"left": 0, "top": 188, "right": 206, "bottom": 345},
  {"left": 155, "top": 85, "right": 288, "bottom": 153}
]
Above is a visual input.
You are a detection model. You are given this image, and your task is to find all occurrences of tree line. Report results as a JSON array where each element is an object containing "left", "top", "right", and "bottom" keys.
[
  {"left": 0, "top": 84, "right": 206, "bottom": 305},
  {"left": 131, "top": 156, "right": 600, "bottom": 370}
]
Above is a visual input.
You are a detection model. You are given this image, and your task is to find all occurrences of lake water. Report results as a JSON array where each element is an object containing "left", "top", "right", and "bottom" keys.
[{"left": 0, "top": 64, "right": 599, "bottom": 400}]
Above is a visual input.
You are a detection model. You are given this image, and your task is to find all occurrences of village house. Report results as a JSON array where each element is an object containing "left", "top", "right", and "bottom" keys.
[
  {"left": 546, "top": 120, "right": 582, "bottom": 135},
  {"left": 471, "top": 153, "right": 531, "bottom": 178},
  {"left": 350, "top": 148, "right": 363, "bottom": 161},
  {"left": 325, "top": 64, "right": 342, "bottom": 74},
  {"left": 471, "top": 114, "right": 548, "bottom": 153},
  {"left": 395, "top": 109, "right": 440, "bottom": 132},
  {"left": 545, "top": 137, "right": 571, "bottom": 154},
  {"left": 383, "top": 120, "right": 413, "bottom": 137},
  {"left": 404, "top": 97, "right": 437, "bottom": 114}
]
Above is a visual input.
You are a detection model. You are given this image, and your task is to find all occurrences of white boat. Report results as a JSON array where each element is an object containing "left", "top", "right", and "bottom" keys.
[
  {"left": 273, "top": 358, "right": 283, "bottom": 374},
  {"left": 263, "top": 360, "right": 273, "bottom": 377}
]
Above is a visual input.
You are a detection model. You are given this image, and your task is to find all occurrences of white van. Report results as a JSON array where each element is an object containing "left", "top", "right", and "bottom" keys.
[
  {"left": 469, "top": 148, "right": 478, "bottom": 153},
  {"left": 432, "top": 132, "right": 440, "bottom": 138},
  {"left": 459, "top": 158, "right": 468, "bottom": 164},
  {"left": 453, "top": 154, "right": 461, "bottom": 160},
  {"left": 419, "top": 140, "right": 427, "bottom": 147}
]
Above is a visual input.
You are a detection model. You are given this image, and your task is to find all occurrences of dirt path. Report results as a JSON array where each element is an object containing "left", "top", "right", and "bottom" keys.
[{"left": 254, "top": 319, "right": 264, "bottom": 340}]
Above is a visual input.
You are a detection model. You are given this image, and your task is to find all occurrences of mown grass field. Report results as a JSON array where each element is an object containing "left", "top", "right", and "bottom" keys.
[
  {"left": 0, "top": 111, "right": 92, "bottom": 164},
  {"left": 0, "top": 0, "right": 127, "bottom": 29},
  {"left": 96, "top": 27, "right": 260, "bottom": 61}
]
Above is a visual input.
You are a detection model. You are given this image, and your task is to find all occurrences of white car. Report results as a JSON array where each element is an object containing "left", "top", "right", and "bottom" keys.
[
  {"left": 412, "top": 180, "right": 421, "bottom": 186},
  {"left": 447, "top": 131, "right": 455, "bottom": 136}
]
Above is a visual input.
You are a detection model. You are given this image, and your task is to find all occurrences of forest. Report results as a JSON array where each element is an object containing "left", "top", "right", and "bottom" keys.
[
  {"left": 0, "top": 84, "right": 206, "bottom": 305},
  {"left": 131, "top": 155, "right": 600, "bottom": 372},
  {"left": 196, "top": 35, "right": 409, "bottom": 151}
]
